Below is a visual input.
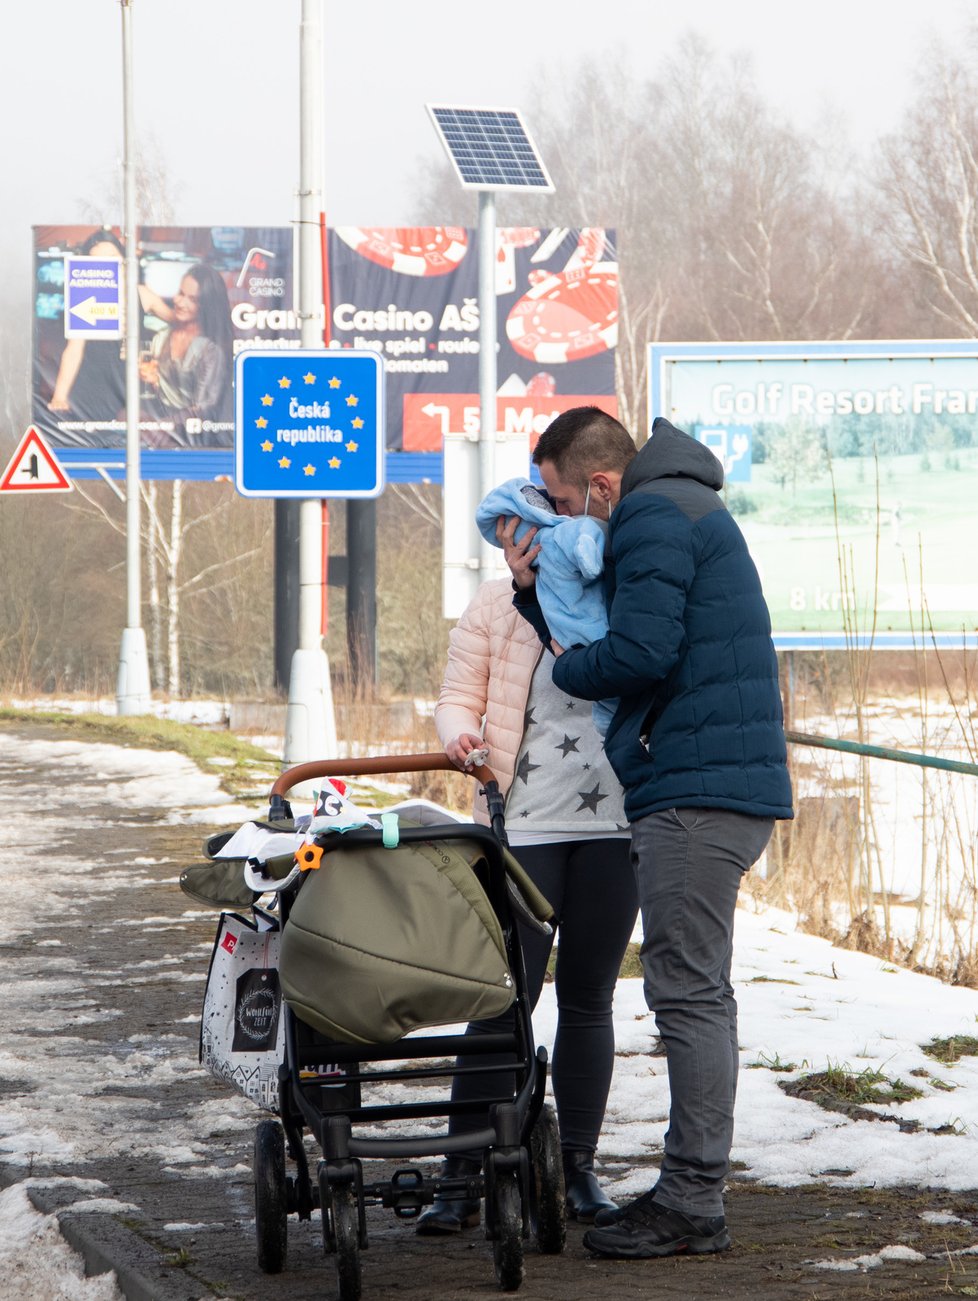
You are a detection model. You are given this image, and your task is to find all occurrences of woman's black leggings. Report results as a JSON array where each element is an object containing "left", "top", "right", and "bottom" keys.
[{"left": 450, "top": 837, "right": 637, "bottom": 1154}]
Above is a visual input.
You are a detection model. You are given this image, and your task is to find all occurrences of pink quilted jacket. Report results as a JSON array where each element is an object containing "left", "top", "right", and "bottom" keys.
[{"left": 435, "top": 578, "right": 544, "bottom": 824}]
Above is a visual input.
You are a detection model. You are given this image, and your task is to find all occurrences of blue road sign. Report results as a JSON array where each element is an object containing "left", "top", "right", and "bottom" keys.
[
  {"left": 235, "top": 349, "right": 385, "bottom": 498},
  {"left": 64, "top": 255, "right": 123, "bottom": 339},
  {"left": 695, "top": 423, "right": 753, "bottom": 483}
]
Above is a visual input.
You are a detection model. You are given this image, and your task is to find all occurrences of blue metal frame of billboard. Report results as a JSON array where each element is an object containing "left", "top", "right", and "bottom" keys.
[
  {"left": 649, "top": 340, "right": 978, "bottom": 653},
  {"left": 56, "top": 450, "right": 444, "bottom": 485},
  {"left": 771, "top": 632, "right": 978, "bottom": 651}
]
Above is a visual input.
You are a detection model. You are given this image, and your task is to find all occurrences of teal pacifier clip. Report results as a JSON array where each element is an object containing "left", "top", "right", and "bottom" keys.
[{"left": 380, "top": 812, "right": 400, "bottom": 849}]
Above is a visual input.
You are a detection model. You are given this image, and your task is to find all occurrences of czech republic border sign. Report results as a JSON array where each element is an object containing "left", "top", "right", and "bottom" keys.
[{"left": 235, "top": 349, "right": 384, "bottom": 498}]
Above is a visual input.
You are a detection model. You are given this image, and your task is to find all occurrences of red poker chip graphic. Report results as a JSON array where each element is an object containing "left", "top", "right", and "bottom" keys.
[
  {"left": 334, "top": 226, "right": 468, "bottom": 277},
  {"left": 506, "top": 262, "right": 618, "bottom": 363}
]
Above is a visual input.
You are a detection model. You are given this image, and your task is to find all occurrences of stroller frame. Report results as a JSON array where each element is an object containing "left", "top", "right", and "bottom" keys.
[{"left": 253, "top": 753, "right": 566, "bottom": 1299}]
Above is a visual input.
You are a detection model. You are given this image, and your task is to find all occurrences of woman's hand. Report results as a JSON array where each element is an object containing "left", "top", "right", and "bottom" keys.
[
  {"left": 138, "top": 282, "right": 174, "bottom": 322},
  {"left": 445, "top": 733, "right": 487, "bottom": 770},
  {"left": 496, "top": 515, "right": 541, "bottom": 589}
]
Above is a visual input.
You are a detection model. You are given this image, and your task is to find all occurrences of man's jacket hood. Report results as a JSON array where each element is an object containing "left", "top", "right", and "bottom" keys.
[{"left": 621, "top": 417, "right": 724, "bottom": 496}]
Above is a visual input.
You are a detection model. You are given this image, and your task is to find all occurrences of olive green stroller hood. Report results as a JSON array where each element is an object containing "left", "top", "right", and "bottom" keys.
[{"left": 279, "top": 817, "right": 553, "bottom": 1047}]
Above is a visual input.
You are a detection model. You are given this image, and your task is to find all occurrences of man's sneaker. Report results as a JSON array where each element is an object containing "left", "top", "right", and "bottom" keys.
[{"left": 582, "top": 1191, "right": 730, "bottom": 1259}]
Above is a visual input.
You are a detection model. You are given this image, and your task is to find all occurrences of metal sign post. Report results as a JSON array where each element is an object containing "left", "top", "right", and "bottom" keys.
[
  {"left": 477, "top": 189, "right": 496, "bottom": 586},
  {"left": 426, "top": 105, "right": 555, "bottom": 602},
  {"left": 234, "top": 345, "right": 384, "bottom": 770},
  {"left": 282, "top": 0, "right": 336, "bottom": 769},
  {"left": 116, "top": 0, "right": 151, "bottom": 715}
]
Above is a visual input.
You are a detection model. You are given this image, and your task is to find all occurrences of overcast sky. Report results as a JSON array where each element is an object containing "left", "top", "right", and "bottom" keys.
[{"left": 2, "top": 0, "right": 975, "bottom": 293}]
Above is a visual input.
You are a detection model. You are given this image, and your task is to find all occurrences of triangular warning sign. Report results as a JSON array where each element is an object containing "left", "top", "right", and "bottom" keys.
[{"left": 0, "top": 426, "right": 73, "bottom": 493}]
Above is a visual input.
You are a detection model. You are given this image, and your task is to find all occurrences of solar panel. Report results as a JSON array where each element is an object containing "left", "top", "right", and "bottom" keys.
[{"left": 426, "top": 105, "right": 555, "bottom": 193}]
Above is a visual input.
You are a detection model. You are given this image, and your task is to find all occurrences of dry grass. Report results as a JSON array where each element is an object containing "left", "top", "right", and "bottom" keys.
[
  {"left": 745, "top": 642, "right": 978, "bottom": 982},
  {"left": 331, "top": 680, "right": 473, "bottom": 816}
]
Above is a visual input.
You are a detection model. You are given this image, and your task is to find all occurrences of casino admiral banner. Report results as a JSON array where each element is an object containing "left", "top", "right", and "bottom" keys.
[{"left": 32, "top": 225, "right": 617, "bottom": 475}]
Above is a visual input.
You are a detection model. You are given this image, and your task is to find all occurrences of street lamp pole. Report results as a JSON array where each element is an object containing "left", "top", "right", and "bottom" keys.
[
  {"left": 477, "top": 188, "right": 497, "bottom": 587},
  {"left": 426, "top": 105, "right": 553, "bottom": 614},
  {"left": 116, "top": 0, "right": 151, "bottom": 715},
  {"left": 283, "top": 0, "right": 337, "bottom": 766}
]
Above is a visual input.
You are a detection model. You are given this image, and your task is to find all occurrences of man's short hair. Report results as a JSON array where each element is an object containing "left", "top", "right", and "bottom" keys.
[{"left": 532, "top": 406, "right": 636, "bottom": 488}]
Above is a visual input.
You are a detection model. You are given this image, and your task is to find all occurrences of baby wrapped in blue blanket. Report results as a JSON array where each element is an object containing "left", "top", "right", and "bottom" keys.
[{"left": 475, "top": 478, "right": 617, "bottom": 735}]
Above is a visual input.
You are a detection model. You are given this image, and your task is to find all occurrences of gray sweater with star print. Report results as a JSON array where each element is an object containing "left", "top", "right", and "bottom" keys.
[{"left": 504, "top": 658, "right": 627, "bottom": 835}]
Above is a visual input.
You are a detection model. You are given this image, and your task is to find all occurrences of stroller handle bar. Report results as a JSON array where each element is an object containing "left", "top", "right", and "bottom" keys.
[
  {"left": 270, "top": 752, "right": 497, "bottom": 798},
  {"left": 267, "top": 751, "right": 512, "bottom": 886}
]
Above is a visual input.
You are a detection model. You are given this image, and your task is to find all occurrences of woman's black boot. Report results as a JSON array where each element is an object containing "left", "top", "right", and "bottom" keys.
[
  {"left": 416, "top": 1155, "right": 482, "bottom": 1234},
  {"left": 562, "top": 1149, "right": 617, "bottom": 1223}
]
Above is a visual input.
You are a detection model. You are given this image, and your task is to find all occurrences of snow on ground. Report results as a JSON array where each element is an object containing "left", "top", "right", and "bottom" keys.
[
  {"left": 0, "top": 1183, "right": 124, "bottom": 1300},
  {"left": 5, "top": 721, "right": 978, "bottom": 1285},
  {"left": 787, "top": 696, "right": 978, "bottom": 955},
  {"left": 581, "top": 903, "right": 978, "bottom": 1200},
  {"left": 0, "top": 730, "right": 259, "bottom": 839},
  {"left": 7, "top": 697, "right": 230, "bottom": 727}
]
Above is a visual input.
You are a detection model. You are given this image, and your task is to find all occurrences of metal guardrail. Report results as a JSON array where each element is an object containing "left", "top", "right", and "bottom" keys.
[{"left": 786, "top": 730, "right": 978, "bottom": 778}]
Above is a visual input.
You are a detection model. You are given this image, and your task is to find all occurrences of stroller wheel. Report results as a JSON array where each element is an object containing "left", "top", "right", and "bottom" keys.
[
  {"left": 254, "top": 1119, "right": 288, "bottom": 1273},
  {"left": 320, "top": 1167, "right": 362, "bottom": 1301},
  {"left": 490, "top": 1171, "right": 524, "bottom": 1292},
  {"left": 529, "top": 1104, "right": 566, "bottom": 1254}
]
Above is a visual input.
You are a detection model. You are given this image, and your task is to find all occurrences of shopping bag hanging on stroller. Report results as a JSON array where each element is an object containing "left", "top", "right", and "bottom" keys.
[{"left": 200, "top": 910, "right": 284, "bottom": 1111}]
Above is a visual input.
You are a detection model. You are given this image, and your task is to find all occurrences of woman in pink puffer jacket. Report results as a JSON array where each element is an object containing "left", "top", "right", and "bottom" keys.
[{"left": 417, "top": 577, "right": 638, "bottom": 1233}]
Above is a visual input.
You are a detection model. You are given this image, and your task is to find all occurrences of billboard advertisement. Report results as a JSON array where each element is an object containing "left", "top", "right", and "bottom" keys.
[
  {"left": 326, "top": 225, "right": 617, "bottom": 452},
  {"left": 650, "top": 341, "right": 978, "bottom": 648},
  {"left": 32, "top": 225, "right": 617, "bottom": 482},
  {"left": 33, "top": 225, "right": 295, "bottom": 459}
]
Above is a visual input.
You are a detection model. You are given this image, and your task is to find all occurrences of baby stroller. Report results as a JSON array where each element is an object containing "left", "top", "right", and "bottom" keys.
[{"left": 248, "top": 752, "right": 565, "bottom": 1299}]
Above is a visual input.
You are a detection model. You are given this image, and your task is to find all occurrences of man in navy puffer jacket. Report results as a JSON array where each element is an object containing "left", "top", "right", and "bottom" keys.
[{"left": 503, "top": 406, "right": 792, "bottom": 1262}]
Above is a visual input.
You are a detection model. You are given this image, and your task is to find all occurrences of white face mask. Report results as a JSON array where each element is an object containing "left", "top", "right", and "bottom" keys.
[{"left": 583, "top": 480, "right": 611, "bottom": 519}]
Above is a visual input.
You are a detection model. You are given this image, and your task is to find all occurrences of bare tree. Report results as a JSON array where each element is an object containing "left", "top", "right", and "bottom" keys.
[
  {"left": 0, "top": 485, "right": 125, "bottom": 693},
  {"left": 0, "top": 287, "right": 31, "bottom": 450},
  {"left": 877, "top": 33, "right": 978, "bottom": 335},
  {"left": 413, "top": 40, "right": 885, "bottom": 440},
  {"left": 642, "top": 37, "right": 881, "bottom": 345},
  {"left": 173, "top": 484, "right": 274, "bottom": 696},
  {"left": 80, "top": 134, "right": 185, "bottom": 229},
  {"left": 64, "top": 478, "right": 272, "bottom": 696}
]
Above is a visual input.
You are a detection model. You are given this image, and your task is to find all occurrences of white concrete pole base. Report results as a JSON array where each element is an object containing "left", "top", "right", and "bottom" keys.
[
  {"left": 116, "top": 626, "right": 152, "bottom": 716},
  {"left": 283, "top": 648, "right": 338, "bottom": 800}
]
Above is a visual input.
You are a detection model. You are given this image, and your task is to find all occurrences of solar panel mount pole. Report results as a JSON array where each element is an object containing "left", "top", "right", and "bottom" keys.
[
  {"left": 477, "top": 188, "right": 497, "bottom": 586},
  {"left": 115, "top": 0, "right": 151, "bottom": 716},
  {"left": 425, "top": 106, "right": 555, "bottom": 600},
  {"left": 284, "top": 0, "right": 338, "bottom": 770}
]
